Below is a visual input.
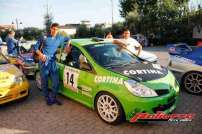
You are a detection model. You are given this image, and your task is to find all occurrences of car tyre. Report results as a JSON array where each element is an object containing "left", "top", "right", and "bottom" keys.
[
  {"left": 95, "top": 92, "right": 125, "bottom": 125},
  {"left": 182, "top": 71, "right": 202, "bottom": 95}
]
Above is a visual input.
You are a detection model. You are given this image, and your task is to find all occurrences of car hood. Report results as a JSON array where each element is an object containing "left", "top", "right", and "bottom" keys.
[
  {"left": 137, "top": 51, "right": 158, "bottom": 62},
  {"left": 0, "top": 64, "right": 22, "bottom": 89},
  {"left": 19, "top": 53, "right": 35, "bottom": 65},
  {"left": 110, "top": 63, "right": 168, "bottom": 82}
]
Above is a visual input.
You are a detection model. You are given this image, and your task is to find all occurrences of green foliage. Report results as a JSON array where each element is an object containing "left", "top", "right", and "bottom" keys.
[
  {"left": 111, "top": 22, "right": 125, "bottom": 37},
  {"left": 21, "top": 27, "right": 43, "bottom": 40},
  {"left": 90, "top": 24, "right": 106, "bottom": 38},
  {"left": 120, "top": 0, "right": 137, "bottom": 17},
  {"left": 75, "top": 22, "right": 125, "bottom": 38},
  {"left": 75, "top": 24, "right": 91, "bottom": 38},
  {"left": 119, "top": 0, "right": 200, "bottom": 45},
  {"left": 0, "top": 27, "right": 43, "bottom": 41}
]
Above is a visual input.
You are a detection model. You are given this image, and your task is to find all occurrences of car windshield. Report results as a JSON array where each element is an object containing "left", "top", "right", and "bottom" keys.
[
  {"left": 84, "top": 43, "right": 140, "bottom": 68},
  {"left": 0, "top": 54, "right": 8, "bottom": 64}
]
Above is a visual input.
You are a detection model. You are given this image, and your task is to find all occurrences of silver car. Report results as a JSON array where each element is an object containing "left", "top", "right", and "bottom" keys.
[{"left": 168, "top": 43, "right": 202, "bottom": 95}]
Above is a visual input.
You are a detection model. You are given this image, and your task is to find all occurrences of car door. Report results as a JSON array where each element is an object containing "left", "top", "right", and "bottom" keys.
[
  {"left": 170, "top": 45, "right": 194, "bottom": 72},
  {"left": 58, "top": 45, "right": 97, "bottom": 108}
]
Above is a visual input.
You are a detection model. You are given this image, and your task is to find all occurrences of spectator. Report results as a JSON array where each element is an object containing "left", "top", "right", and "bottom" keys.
[
  {"left": 105, "top": 32, "right": 113, "bottom": 40},
  {"left": 149, "top": 33, "right": 155, "bottom": 47},
  {"left": 6, "top": 30, "right": 18, "bottom": 55},
  {"left": 0, "top": 36, "right": 2, "bottom": 45},
  {"left": 113, "top": 28, "right": 142, "bottom": 55},
  {"left": 33, "top": 23, "right": 71, "bottom": 106}
]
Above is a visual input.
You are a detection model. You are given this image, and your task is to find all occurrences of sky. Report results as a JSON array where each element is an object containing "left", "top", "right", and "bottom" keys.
[
  {"left": 0, "top": 0, "right": 123, "bottom": 28},
  {"left": 0, "top": 0, "right": 201, "bottom": 29}
]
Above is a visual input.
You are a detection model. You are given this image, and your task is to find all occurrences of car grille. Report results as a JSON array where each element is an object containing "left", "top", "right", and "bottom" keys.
[
  {"left": 0, "top": 95, "right": 12, "bottom": 101},
  {"left": 168, "top": 95, "right": 176, "bottom": 103},
  {"left": 155, "top": 89, "right": 169, "bottom": 96},
  {"left": 153, "top": 96, "right": 176, "bottom": 113},
  {"left": 20, "top": 90, "right": 27, "bottom": 95}
]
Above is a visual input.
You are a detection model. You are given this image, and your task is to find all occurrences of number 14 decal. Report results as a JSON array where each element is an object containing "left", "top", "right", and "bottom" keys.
[
  {"left": 63, "top": 66, "right": 80, "bottom": 92},
  {"left": 66, "top": 72, "right": 77, "bottom": 87}
]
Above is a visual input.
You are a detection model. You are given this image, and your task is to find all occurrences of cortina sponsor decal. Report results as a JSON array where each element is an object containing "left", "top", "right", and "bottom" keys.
[
  {"left": 94, "top": 76, "right": 123, "bottom": 85},
  {"left": 152, "top": 64, "right": 162, "bottom": 70},
  {"left": 123, "top": 69, "right": 163, "bottom": 75},
  {"left": 80, "top": 85, "right": 92, "bottom": 98}
]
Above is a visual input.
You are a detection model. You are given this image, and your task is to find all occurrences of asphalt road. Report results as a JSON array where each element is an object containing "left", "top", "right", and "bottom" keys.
[{"left": 0, "top": 46, "right": 201, "bottom": 134}]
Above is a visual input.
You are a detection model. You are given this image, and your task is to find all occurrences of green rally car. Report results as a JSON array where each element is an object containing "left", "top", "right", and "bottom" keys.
[{"left": 35, "top": 38, "right": 180, "bottom": 124}]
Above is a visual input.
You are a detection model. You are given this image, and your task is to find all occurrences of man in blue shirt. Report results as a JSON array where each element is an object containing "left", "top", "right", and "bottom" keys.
[
  {"left": 34, "top": 23, "right": 71, "bottom": 105},
  {"left": 6, "top": 30, "right": 18, "bottom": 55}
]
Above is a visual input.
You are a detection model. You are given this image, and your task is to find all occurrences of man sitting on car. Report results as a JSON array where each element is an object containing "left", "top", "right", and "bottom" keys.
[{"left": 113, "top": 28, "right": 142, "bottom": 56}]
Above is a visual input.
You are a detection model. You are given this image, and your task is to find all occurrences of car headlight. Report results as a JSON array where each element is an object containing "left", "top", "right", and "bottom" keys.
[
  {"left": 169, "top": 71, "right": 179, "bottom": 93},
  {"left": 174, "top": 79, "right": 179, "bottom": 93},
  {"left": 124, "top": 80, "right": 158, "bottom": 97},
  {"left": 174, "top": 79, "right": 178, "bottom": 88}
]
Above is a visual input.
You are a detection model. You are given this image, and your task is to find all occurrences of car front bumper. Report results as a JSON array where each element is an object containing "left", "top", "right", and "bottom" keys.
[
  {"left": 0, "top": 80, "right": 29, "bottom": 105},
  {"left": 22, "top": 65, "right": 37, "bottom": 76},
  {"left": 120, "top": 89, "right": 180, "bottom": 122}
]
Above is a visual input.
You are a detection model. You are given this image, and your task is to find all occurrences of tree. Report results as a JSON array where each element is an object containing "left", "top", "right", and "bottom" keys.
[
  {"left": 119, "top": 0, "right": 191, "bottom": 44},
  {"left": 90, "top": 24, "right": 106, "bottom": 38},
  {"left": 75, "top": 22, "right": 125, "bottom": 38},
  {"left": 120, "top": 0, "right": 137, "bottom": 17},
  {"left": 75, "top": 24, "right": 91, "bottom": 38},
  {"left": 111, "top": 22, "right": 125, "bottom": 37},
  {"left": 22, "top": 27, "right": 43, "bottom": 40}
]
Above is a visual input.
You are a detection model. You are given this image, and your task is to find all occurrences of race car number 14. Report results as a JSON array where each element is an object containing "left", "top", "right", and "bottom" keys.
[{"left": 63, "top": 66, "right": 80, "bottom": 92}]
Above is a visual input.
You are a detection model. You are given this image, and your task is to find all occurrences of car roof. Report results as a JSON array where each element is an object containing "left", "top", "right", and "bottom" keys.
[{"left": 71, "top": 38, "right": 111, "bottom": 47}]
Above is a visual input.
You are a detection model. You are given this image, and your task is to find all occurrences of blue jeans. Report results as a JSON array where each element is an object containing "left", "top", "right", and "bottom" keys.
[{"left": 40, "top": 60, "right": 59, "bottom": 99}]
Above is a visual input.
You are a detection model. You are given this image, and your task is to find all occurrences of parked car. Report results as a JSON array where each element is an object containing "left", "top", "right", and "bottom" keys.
[
  {"left": 2, "top": 40, "right": 38, "bottom": 77},
  {"left": 19, "top": 40, "right": 36, "bottom": 53},
  {"left": 167, "top": 43, "right": 202, "bottom": 95},
  {"left": 197, "top": 40, "right": 202, "bottom": 47},
  {"left": 0, "top": 52, "right": 29, "bottom": 105},
  {"left": 36, "top": 38, "right": 179, "bottom": 124},
  {"left": 0, "top": 42, "right": 8, "bottom": 55},
  {"left": 4, "top": 53, "right": 37, "bottom": 77},
  {"left": 16, "top": 53, "right": 38, "bottom": 76}
]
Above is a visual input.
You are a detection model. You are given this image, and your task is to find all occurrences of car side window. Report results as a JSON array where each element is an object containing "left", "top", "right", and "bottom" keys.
[
  {"left": 60, "top": 46, "right": 80, "bottom": 68},
  {"left": 56, "top": 48, "right": 62, "bottom": 62},
  {"left": 70, "top": 46, "right": 81, "bottom": 68},
  {"left": 59, "top": 45, "right": 94, "bottom": 72}
]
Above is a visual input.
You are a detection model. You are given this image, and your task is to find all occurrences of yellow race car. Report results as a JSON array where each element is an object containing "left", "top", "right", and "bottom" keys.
[{"left": 0, "top": 53, "right": 29, "bottom": 105}]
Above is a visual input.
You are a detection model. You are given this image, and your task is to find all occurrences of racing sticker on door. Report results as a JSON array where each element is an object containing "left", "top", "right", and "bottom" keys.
[{"left": 63, "top": 66, "right": 80, "bottom": 92}]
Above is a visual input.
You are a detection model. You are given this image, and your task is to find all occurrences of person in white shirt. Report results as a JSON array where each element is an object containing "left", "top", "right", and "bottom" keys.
[
  {"left": 0, "top": 37, "right": 2, "bottom": 45},
  {"left": 113, "top": 28, "right": 142, "bottom": 55}
]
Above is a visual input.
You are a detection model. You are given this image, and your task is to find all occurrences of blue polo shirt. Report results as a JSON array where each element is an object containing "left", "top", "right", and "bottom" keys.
[{"left": 34, "top": 34, "right": 70, "bottom": 61}]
